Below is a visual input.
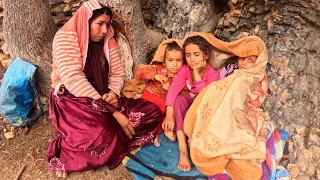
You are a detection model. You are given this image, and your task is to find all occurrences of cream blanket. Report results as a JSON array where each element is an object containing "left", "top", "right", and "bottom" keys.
[{"left": 184, "top": 32, "right": 268, "bottom": 179}]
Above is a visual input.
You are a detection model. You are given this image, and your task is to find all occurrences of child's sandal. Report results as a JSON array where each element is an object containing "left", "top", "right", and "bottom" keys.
[{"left": 164, "top": 131, "right": 177, "bottom": 142}]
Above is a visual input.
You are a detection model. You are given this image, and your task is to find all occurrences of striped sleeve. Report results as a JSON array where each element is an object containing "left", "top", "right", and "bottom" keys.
[
  {"left": 108, "top": 38, "right": 125, "bottom": 96},
  {"left": 53, "top": 31, "right": 101, "bottom": 99}
]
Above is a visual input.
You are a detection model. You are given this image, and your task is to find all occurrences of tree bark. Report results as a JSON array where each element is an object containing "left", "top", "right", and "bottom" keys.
[
  {"left": 3, "top": 0, "right": 57, "bottom": 96},
  {"left": 100, "top": 0, "right": 166, "bottom": 66}
]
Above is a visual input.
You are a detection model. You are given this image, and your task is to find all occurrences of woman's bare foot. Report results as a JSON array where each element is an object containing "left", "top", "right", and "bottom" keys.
[
  {"left": 55, "top": 170, "right": 67, "bottom": 178},
  {"left": 177, "top": 151, "right": 191, "bottom": 172},
  {"left": 153, "top": 134, "right": 160, "bottom": 147}
]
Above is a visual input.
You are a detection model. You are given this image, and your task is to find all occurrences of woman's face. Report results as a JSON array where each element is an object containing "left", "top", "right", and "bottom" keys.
[
  {"left": 238, "top": 55, "right": 257, "bottom": 69},
  {"left": 184, "top": 43, "right": 208, "bottom": 68},
  {"left": 90, "top": 14, "right": 111, "bottom": 42}
]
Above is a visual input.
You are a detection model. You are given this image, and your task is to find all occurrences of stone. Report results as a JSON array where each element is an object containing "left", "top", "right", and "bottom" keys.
[
  {"left": 49, "top": 0, "right": 64, "bottom": 5},
  {"left": 231, "top": 0, "right": 238, "bottom": 4},
  {"left": 63, "top": 4, "right": 71, "bottom": 12},
  {"left": 4, "top": 131, "right": 15, "bottom": 140},
  {"left": 0, "top": 63, "right": 4, "bottom": 77},
  {"left": 116, "top": 33, "right": 133, "bottom": 80},
  {"left": 267, "top": 20, "right": 273, "bottom": 30},
  {"left": 283, "top": 36, "right": 291, "bottom": 47},
  {"left": 0, "top": 59, "right": 10, "bottom": 69},
  {"left": 297, "top": 161, "right": 307, "bottom": 172},
  {"left": 271, "top": 59, "right": 282, "bottom": 67},
  {"left": 63, "top": 0, "right": 73, "bottom": 3},
  {"left": 155, "top": 0, "right": 219, "bottom": 38},
  {"left": 281, "top": 88, "right": 289, "bottom": 100},
  {"left": 1, "top": 43, "right": 8, "bottom": 55},
  {"left": 309, "top": 133, "right": 319, "bottom": 145},
  {"left": 71, "top": 2, "right": 81, "bottom": 7},
  {"left": 296, "top": 125, "right": 307, "bottom": 135},
  {"left": 51, "top": 4, "right": 65, "bottom": 14},
  {"left": 287, "top": 163, "right": 299, "bottom": 178},
  {"left": 0, "top": 53, "right": 8, "bottom": 60},
  {"left": 295, "top": 175, "right": 310, "bottom": 180}
]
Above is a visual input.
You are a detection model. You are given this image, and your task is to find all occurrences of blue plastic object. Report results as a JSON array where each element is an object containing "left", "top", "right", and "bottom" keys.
[{"left": 0, "top": 58, "right": 42, "bottom": 127}]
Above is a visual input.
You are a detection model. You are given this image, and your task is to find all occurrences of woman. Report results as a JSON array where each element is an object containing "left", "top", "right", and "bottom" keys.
[
  {"left": 183, "top": 32, "right": 269, "bottom": 179},
  {"left": 47, "top": 0, "right": 162, "bottom": 177}
]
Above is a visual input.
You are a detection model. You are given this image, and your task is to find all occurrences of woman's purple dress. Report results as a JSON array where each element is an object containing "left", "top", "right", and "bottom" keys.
[{"left": 46, "top": 41, "right": 162, "bottom": 172}]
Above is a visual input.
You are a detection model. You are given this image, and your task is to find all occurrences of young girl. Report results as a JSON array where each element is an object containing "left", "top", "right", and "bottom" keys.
[
  {"left": 162, "top": 36, "right": 220, "bottom": 172},
  {"left": 182, "top": 34, "right": 269, "bottom": 179},
  {"left": 136, "top": 41, "right": 184, "bottom": 147}
]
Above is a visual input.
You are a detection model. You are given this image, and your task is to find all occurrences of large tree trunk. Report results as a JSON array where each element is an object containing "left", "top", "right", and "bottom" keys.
[
  {"left": 100, "top": 0, "right": 166, "bottom": 66},
  {"left": 3, "top": 0, "right": 57, "bottom": 96}
]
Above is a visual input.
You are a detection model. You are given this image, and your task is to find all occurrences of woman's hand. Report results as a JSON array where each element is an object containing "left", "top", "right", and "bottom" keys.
[
  {"left": 162, "top": 115, "right": 175, "bottom": 132},
  {"left": 102, "top": 90, "right": 118, "bottom": 108},
  {"left": 154, "top": 74, "right": 168, "bottom": 84},
  {"left": 161, "top": 81, "right": 170, "bottom": 90},
  {"left": 113, "top": 111, "right": 135, "bottom": 139}
]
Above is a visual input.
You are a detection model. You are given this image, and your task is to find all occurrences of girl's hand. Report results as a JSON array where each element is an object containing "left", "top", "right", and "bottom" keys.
[
  {"left": 162, "top": 115, "right": 175, "bottom": 132},
  {"left": 102, "top": 90, "right": 118, "bottom": 108},
  {"left": 192, "top": 60, "right": 206, "bottom": 73},
  {"left": 161, "top": 81, "right": 170, "bottom": 90},
  {"left": 113, "top": 111, "right": 135, "bottom": 139},
  {"left": 154, "top": 74, "right": 168, "bottom": 84}
]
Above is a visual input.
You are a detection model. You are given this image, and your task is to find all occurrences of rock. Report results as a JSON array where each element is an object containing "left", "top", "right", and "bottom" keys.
[
  {"left": 287, "top": 163, "right": 299, "bottom": 178},
  {"left": 71, "top": 2, "right": 81, "bottom": 7},
  {"left": 0, "top": 59, "right": 10, "bottom": 69},
  {"left": 295, "top": 175, "right": 310, "bottom": 180},
  {"left": 49, "top": 0, "right": 64, "bottom": 5},
  {"left": 115, "top": 33, "right": 133, "bottom": 80},
  {"left": 296, "top": 125, "right": 306, "bottom": 135},
  {"left": 63, "top": 0, "right": 73, "bottom": 4},
  {"left": 63, "top": 4, "right": 71, "bottom": 12},
  {"left": 297, "top": 161, "right": 307, "bottom": 172},
  {"left": 51, "top": 4, "right": 65, "bottom": 14},
  {"left": 0, "top": 62, "right": 4, "bottom": 77},
  {"left": 309, "top": 133, "right": 319, "bottom": 145},
  {"left": 155, "top": 0, "right": 219, "bottom": 38},
  {"left": 4, "top": 131, "right": 15, "bottom": 140},
  {"left": 281, "top": 88, "right": 289, "bottom": 100},
  {"left": 271, "top": 59, "right": 282, "bottom": 67},
  {"left": 1, "top": 43, "right": 8, "bottom": 55}
]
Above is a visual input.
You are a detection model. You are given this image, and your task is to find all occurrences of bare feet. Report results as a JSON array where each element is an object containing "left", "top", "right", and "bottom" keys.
[
  {"left": 55, "top": 170, "right": 67, "bottom": 178},
  {"left": 164, "top": 131, "right": 176, "bottom": 142},
  {"left": 153, "top": 134, "right": 160, "bottom": 147},
  {"left": 177, "top": 151, "right": 191, "bottom": 172}
]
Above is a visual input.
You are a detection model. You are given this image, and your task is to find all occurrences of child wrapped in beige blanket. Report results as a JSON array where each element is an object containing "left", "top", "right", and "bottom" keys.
[{"left": 184, "top": 32, "right": 268, "bottom": 180}]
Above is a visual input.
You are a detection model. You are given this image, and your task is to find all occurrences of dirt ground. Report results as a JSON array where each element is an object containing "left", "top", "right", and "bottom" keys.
[{"left": 0, "top": 113, "right": 133, "bottom": 180}]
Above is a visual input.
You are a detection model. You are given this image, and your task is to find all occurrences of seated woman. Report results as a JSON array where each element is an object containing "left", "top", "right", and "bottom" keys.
[
  {"left": 47, "top": 0, "right": 162, "bottom": 177},
  {"left": 183, "top": 32, "right": 269, "bottom": 180}
]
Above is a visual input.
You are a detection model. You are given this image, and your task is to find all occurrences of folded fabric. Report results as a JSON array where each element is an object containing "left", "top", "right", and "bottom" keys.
[
  {"left": 262, "top": 122, "right": 290, "bottom": 180},
  {"left": 122, "top": 133, "right": 208, "bottom": 180}
]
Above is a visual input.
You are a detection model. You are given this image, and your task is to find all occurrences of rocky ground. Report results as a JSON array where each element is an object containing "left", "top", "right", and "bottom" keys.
[{"left": 0, "top": 113, "right": 133, "bottom": 180}]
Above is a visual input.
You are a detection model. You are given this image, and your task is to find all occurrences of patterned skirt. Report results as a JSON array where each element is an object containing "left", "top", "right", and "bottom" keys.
[{"left": 46, "top": 89, "right": 162, "bottom": 172}]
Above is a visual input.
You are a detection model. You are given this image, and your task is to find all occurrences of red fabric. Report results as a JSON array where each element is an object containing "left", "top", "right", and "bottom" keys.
[
  {"left": 46, "top": 90, "right": 162, "bottom": 172},
  {"left": 141, "top": 90, "right": 166, "bottom": 134},
  {"left": 136, "top": 64, "right": 173, "bottom": 99}
]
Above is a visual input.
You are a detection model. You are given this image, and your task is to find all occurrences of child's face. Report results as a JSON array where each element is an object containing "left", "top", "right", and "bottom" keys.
[
  {"left": 238, "top": 55, "right": 257, "bottom": 69},
  {"left": 164, "top": 49, "right": 183, "bottom": 74},
  {"left": 185, "top": 43, "right": 208, "bottom": 68}
]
